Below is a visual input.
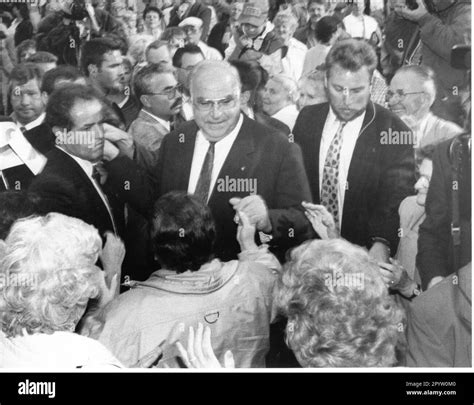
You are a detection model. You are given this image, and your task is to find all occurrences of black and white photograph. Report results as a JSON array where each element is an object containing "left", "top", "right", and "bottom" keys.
[{"left": 0, "top": 0, "right": 471, "bottom": 401}]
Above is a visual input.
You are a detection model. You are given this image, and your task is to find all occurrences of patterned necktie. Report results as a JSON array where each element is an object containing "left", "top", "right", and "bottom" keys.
[
  {"left": 194, "top": 141, "right": 216, "bottom": 203},
  {"left": 321, "top": 121, "right": 346, "bottom": 230}
]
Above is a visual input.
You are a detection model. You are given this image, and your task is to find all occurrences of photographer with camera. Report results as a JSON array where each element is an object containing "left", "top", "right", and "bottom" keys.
[
  {"left": 394, "top": 0, "right": 470, "bottom": 127},
  {"left": 36, "top": 0, "right": 122, "bottom": 66}
]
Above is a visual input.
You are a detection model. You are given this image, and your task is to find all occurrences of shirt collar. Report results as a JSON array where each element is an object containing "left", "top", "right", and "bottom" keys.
[
  {"left": 12, "top": 112, "right": 45, "bottom": 131},
  {"left": 117, "top": 94, "right": 129, "bottom": 109},
  {"left": 196, "top": 113, "right": 244, "bottom": 146},
  {"left": 141, "top": 109, "right": 171, "bottom": 132},
  {"left": 327, "top": 106, "right": 366, "bottom": 127}
]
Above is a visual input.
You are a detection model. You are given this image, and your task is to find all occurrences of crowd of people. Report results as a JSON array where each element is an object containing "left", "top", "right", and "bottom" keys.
[{"left": 0, "top": 0, "right": 471, "bottom": 369}]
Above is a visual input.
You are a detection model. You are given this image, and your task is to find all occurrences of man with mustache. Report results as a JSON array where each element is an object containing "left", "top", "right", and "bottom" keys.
[
  {"left": 128, "top": 63, "right": 183, "bottom": 167},
  {"left": 293, "top": 39, "right": 416, "bottom": 262}
]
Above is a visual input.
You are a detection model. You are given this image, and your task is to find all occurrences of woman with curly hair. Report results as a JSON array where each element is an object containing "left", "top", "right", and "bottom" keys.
[
  {"left": 0, "top": 213, "right": 123, "bottom": 369},
  {"left": 276, "top": 238, "right": 405, "bottom": 367}
]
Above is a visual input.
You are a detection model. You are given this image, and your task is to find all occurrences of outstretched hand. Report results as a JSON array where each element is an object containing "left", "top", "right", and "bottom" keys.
[
  {"left": 302, "top": 202, "right": 339, "bottom": 239},
  {"left": 176, "top": 323, "right": 235, "bottom": 369}
]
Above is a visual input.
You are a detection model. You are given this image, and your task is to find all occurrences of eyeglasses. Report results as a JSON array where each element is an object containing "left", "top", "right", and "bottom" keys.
[
  {"left": 182, "top": 26, "right": 199, "bottom": 33},
  {"left": 145, "top": 84, "right": 182, "bottom": 100},
  {"left": 193, "top": 95, "right": 238, "bottom": 112},
  {"left": 386, "top": 89, "right": 425, "bottom": 101}
]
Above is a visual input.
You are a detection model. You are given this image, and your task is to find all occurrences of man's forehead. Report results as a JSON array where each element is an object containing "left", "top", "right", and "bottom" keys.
[
  {"left": 103, "top": 50, "right": 123, "bottom": 63},
  {"left": 11, "top": 79, "right": 41, "bottom": 91},
  {"left": 181, "top": 53, "right": 204, "bottom": 67},
  {"left": 329, "top": 65, "right": 371, "bottom": 81},
  {"left": 150, "top": 72, "right": 176, "bottom": 87}
]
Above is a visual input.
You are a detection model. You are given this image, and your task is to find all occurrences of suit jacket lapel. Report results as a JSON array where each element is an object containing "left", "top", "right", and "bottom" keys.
[
  {"left": 54, "top": 148, "right": 115, "bottom": 226},
  {"left": 344, "top": 102, "right": 377, "bottom": 214},
  {"left": 312, "top": 103, "right": 330, "bottom": 203},
  {"left": 177, "top": 123, "right": 198, "bottom": 191}
]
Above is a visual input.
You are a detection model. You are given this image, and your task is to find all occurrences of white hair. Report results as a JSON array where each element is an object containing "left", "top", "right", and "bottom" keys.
[
  {"left": 0, "top": 213, "right": 103, "bottom": 337},
  {"left": 270, "top": 74, "right": 299, "bottom": 104}
]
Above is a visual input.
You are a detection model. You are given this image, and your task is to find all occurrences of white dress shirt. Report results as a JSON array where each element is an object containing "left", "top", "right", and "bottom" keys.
[
  {"left": 12, "top": 112, "right": 45, "bottom": 131},
  {"left": 188, "top": 114, "right": 244, "bottom": 201},
  {"left": 319, "top": 107, "right": 366, "bottom": 225},
  {"left": 281, "top": 38, "right": 307, "bottom": 82},
  {"left": 57, "top": 147, "right": 118, "bottom": 234},
  {"left": 343, "top": 14, "right": 379, "bottom": 41},
  {"left": 272, "top": 104, "right": 299, "bottom": 131}
]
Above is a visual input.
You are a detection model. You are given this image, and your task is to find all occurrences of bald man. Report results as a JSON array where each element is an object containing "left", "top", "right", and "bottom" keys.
[{"left": 103, "top": 60, "right": 313, "bottom": 261}]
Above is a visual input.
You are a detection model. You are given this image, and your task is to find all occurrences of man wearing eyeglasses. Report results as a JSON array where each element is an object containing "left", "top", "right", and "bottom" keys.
[
  {"left": 387, "top": 65, "right": 463, "bottom": 150},
  {"left": 178, "top": 16, "right": 222, "bottom": 61},
  {"left": 128, "top": 63, "right": 183, "bottom": 166},
  {"left": 293, "top": 39, "right": 416, "bottom": 263},
  {"left": 103, "top": 60, "right": 313, "bottom": 261}
]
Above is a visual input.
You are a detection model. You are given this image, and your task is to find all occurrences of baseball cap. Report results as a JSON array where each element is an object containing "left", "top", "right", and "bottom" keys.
[
  {"left": 239, "top": 0, "right": 269, "bottom": 27},
  {"left": 178, "top": 17, "right": 203, "bottom": 29}
]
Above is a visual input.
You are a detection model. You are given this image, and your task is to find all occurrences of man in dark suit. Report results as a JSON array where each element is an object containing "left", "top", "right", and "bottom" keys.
[
  {"left": 29, "top": 85, "right": 123, "bottom": 238},
  {"left": 104, "top": 60, "right": 312, "bottom": 261},
  {"left": 9, "top": 63, "right": 55, "bottom": 156},
  {"left": 293, "top": 39, "right": 415, "bottom": 260}
]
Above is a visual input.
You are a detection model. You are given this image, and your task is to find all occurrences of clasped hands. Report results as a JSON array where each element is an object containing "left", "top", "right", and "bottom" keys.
[{"left": 230, "top": 195, "right": 272, "bottom": 234}]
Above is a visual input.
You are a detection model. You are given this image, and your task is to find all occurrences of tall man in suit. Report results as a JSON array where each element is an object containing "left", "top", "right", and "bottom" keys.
[
  {"left": 293, "top": 39, "right": 416, "bottom": 261},
  {"left": 103, "top": 60, "right": 313, "bottom": 261}
]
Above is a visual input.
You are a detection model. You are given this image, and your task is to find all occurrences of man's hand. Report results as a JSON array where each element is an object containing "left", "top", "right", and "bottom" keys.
[
  {"left": 103, "top": 140, "right": 120, "bottom": 161},
  {"left": 100, "top": 232, "right": 125, "bottom": 293},
  {"left": 369, "top": 241, "right": 391, "bottom": 263},
  {"left": 102, "top": 123, "right": 135, "bottom": 159},
  {"left": 176, "top": 323, "right": 235, "bottom": 369},
  {"left": 235, "top": 210, "right": 257, "bottom": 251},
  {"left": 394, "top": 0, "right": 429, "bottom": 22},
  {"left": 229, "top": 195, "right": 272, "bottom": 233}
]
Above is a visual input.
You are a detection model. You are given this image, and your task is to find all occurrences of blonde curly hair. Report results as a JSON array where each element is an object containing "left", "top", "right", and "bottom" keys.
[
  {"left": 0, "top": 213, "right": 103, "bottom": 337},
  {"left": 276, "top": 238, "right": 405, "bottom": 367}
]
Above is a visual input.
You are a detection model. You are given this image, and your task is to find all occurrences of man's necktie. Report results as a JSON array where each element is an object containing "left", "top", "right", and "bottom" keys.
[
  {"left": 194, "top": 141, "right": 216, "bottom": 203},
  {"left": 321, "top": 121, "right": 346, "bottom": 230},
  {"left": 92, "top": 165, "right": 102, "bottom": 185}
]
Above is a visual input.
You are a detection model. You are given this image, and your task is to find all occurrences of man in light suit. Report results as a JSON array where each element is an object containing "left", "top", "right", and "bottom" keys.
[
  {"left": 293, "top": 39, "right": 415, "bottom": 260},
  {"left": 128, "top": 63, "right": 183, "bottom": 167},
  {"left": 104, "top": 60, "right": 313, "bottom": 261}
]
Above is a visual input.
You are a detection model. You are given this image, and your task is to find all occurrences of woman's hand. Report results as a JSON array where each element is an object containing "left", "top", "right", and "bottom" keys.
[
  {"left": 100, "top": 232, "right": 125, "bottom": 295},
  {"left": 302, "top": 202, "right": 339, "bottom": 239},
  {"left": 176, "top": 323, "right": 235, "bottom": 369}
]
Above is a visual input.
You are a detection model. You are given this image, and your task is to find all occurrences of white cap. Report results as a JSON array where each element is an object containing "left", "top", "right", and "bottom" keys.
[{"left": 178, "top": 17, "right": 203, "bottom": 29}]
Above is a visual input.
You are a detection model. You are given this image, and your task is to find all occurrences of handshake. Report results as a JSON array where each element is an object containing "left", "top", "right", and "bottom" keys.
[{"left": 229, "top": 195, "right": 271, "bottom": 251}]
